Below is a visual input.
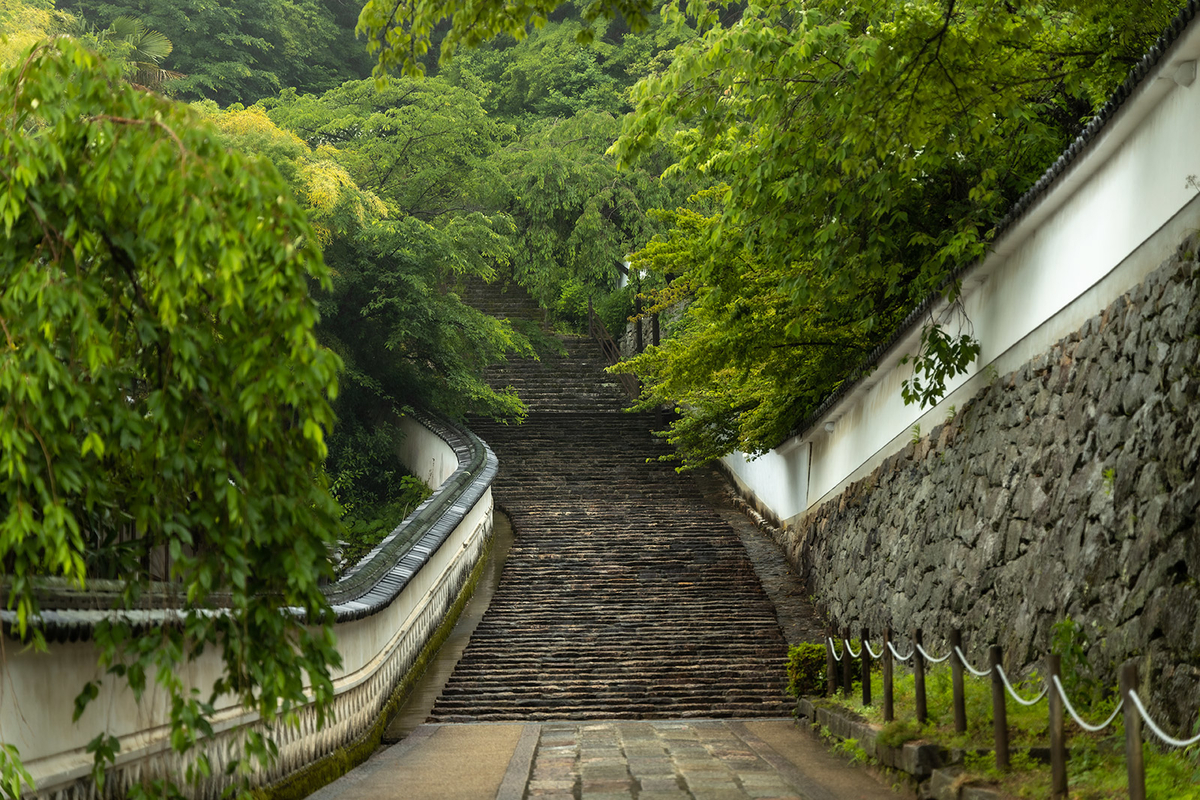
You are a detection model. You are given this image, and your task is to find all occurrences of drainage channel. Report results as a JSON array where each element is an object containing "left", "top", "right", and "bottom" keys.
[{"left": 382, "top": 509, "right": 515, "bottom": 743}]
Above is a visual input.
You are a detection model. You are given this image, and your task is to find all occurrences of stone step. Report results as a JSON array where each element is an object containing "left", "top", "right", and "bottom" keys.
[{"left": 429, "top": 281, "right": 790, "bottom": 723}]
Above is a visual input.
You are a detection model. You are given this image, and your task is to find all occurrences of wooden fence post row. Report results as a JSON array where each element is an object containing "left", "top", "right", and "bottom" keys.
[{"left": 821, "top": 629, "right": 1166, "bottom": 800}]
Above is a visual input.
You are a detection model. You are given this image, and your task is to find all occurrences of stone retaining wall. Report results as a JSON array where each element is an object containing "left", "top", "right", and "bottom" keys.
[{"left": 785, "top": 234, "right": 1200, "bottom": 733}]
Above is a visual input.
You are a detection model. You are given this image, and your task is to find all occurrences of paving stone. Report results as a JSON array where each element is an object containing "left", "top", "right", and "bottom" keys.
[{"left": 638, "top": 776, "right": 684, "bottom": 791}]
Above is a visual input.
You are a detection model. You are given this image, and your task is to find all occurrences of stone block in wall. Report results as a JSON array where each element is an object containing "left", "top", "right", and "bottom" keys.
[
  {"left": 788, "top": 233, "right": 1200, "bottom": 733},
  {"left": 927, "top": 767, "right": 964, "bottom": 800}
]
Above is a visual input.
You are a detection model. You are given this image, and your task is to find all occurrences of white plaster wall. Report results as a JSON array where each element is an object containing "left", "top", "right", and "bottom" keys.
[
  {"left": 720, "top": 442, "right": 809, "bottom": 521},
  {"left": 397, "top": 415, "right": 458, "bottom": 489},
  {"left": 732, "top": 26, "right": 1200, "bottom": 527},
  {"left": 0, "top": 419, "right": 492, "bottom": 797}
]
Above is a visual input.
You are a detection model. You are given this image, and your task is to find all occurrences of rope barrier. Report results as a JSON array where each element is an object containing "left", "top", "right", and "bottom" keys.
[
  {"left": 1051, "top": 675, "right": 1124, "bottom": 732},
  {"left": 834, "top": 629, "right": 1198, "bottom": 753},
  {"left": 887, "top": 641, "right": 913, "bottom": 661},
  {"left": 916, "top": 643, "right": 952, "bottom": 664},
  {"left": 994, "top": 665, "right": 1049, "bottom": 706},
  {"left": 954, "top": 645, "right": 993, "bottom": 676},
  {"left": 1129, "top": 690, "right": 1200, "bottom": 748}
]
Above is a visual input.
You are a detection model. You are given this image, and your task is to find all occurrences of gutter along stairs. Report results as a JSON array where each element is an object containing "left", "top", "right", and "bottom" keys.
[{"left": 431, "top": 282, "right": 792, "bottom": 721}]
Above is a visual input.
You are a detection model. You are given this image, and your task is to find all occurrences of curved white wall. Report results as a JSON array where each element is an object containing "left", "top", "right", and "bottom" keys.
[
  {"left": 1, "top": 417, "right": 494, "bottom": 799},
  {"left": 726, "top": 23, "right": 1200, "bottom": 527}
]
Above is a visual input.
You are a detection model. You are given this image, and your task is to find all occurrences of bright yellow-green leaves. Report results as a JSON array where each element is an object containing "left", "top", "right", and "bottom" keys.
[{"left": 1, "top": 37, "right": 343, "bottom": 793}]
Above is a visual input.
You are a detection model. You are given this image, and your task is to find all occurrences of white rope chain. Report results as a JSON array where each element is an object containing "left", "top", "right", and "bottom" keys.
[
  {"left": 1129, "top": 690, "right": 1200, "bottom": 748},
  {"left": 1051, "top": 675, "right": 1124, "bottom": 732},
  {"left": 954, "top": 646, "right": 993, "bottom": 677},
  {"left": 916, "top": 643, "right": 952, "bottom": 663},
  {"left": 830, "top": 633, "right": 1197, "bottom": 747},
  {"left": 994, "top": 665, "right": 1049, "bottom": 706}
]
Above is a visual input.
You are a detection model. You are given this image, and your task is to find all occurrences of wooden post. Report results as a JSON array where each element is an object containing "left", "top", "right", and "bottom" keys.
[
  {"left": 861, "top": 627, "right": 872, "bottom": 706},
  {"left": 825, "top": 626, "right": 836, "bottom": 697},
  {"left": 841, "top": 626, "right": 853, "bottom": 697},
  {"left": 950, "top": 628, "right": 967, "bottom": 734},
  {"left": 990, "top": 645, "right": 1010, "bottom": 770},
  {"left": 652, "top": 313, "right": 660, "bottom": 347},
  {"left": 883, "top": 627, "right": 894, "bottom": 722},
  {"left": 913, "top": 628, "right": 927, "bottom": 724},
  {"left": 1121, "top": 663, "right": 1146, "bottom": 800},
  {"left": 1048, "top": 654, "right": 1067, "bottom": 799}
]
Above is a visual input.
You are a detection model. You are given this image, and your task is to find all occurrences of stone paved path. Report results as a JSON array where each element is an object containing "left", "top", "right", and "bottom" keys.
[
  {"left": 311, "top": 718, "right": 902, "bottom": 800},
  {"left": 527, "top": 719, "right": 811, "bottom": 799}
]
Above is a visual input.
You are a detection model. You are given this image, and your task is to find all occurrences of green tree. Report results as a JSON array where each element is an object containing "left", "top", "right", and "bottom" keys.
[
  {"left": 263, "top": 77, "right": 507, "bottom": 222},
  {"left": 0, "top": 38, "right": 342, "bottom": 794},
  {"left": 258, "top": 78, "right": 531, "bottom": 422},
  {"left": 486, "top": 109, "right": 687, "bottom": 323},
  {"left": 59, "top": 0, "right": 372, "bottom": 103},
  {"left": 612, "top": 192, "right": 880, "bottom": 466},
  {"left": 604, "top": 0, "right": 1179, "bottom": 461},
  {"left": 89, "top": 15, "right": 177, "bottom": 88},
  {"left": 358, "top": 0, "right": 661, "bottom": 77},
  {"left": 202, "top": 84, "right": 529, "bottom": 521}
]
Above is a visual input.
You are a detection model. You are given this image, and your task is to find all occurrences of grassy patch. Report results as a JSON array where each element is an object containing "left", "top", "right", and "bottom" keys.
[{"left": 816, "top": 663, "right": 1200, "bottom": 798}]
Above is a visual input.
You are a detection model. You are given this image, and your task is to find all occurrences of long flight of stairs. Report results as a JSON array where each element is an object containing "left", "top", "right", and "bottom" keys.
[{"left": 430, "top": 282, "right": 791, "bottom": 721}]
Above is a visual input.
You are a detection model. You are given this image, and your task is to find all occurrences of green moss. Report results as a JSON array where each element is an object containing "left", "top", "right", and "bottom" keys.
[{"left": 253, "top": 533, "right": 493, "bottom": 800}]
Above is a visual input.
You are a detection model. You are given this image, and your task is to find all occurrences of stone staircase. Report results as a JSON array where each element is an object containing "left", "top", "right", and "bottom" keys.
[{"left": 430, "top": 282, "right": 791, "bottom": 722}]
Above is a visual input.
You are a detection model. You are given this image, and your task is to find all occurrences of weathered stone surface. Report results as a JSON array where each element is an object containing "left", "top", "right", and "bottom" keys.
[
  {"left": 928, "top": 766, "right": 964, "bottom": 800},
  {"left": 787, "top": 234, "right": 1200, "bottom": 735},
  {"left": 959, "top": 786, "right": 1006, "bottom": 800}
]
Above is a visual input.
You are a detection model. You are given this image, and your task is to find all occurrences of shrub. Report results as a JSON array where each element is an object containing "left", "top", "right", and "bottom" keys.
[{"left": 787, "top": 643, "right": 828, "bottom": 697}]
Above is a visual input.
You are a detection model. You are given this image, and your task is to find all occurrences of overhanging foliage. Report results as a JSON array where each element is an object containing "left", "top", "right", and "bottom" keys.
[{"left": 0, "top": 38, "right": 343, "bottom": 795}]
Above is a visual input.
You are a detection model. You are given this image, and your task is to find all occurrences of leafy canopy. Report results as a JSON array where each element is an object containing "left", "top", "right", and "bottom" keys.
[
  {"left": 358, "top": 0, "right": 662, "bottom": 77},
  {"left": 605, "top": 0, "right": 1180, "bottom": 463},
  {"left": 57, "top": 0, "right": 374, "bottom": 103},
  {"left": 0, "top": 37, "right": 343, "bottom": 793},
  {"left": 256, "top": 78, "right": 532, "bottom": 424}
]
